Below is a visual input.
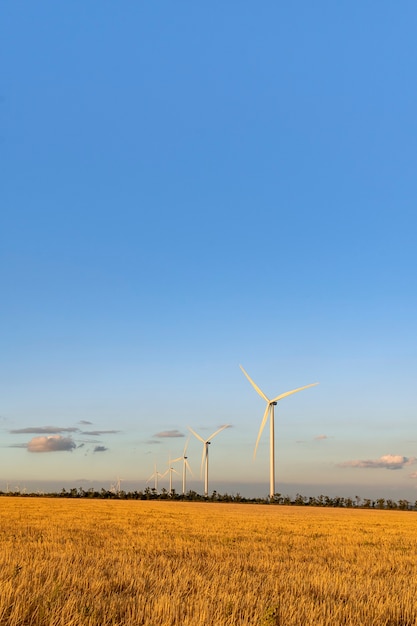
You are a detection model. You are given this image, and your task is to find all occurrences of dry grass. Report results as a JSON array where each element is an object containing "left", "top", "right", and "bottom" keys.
[{"left": 1, "top": 498, "right": 417, "bottom": 625}]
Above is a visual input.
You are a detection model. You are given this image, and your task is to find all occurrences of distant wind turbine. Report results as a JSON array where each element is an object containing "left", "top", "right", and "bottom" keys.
[
  {"left": 147, "top": 464, "right": 164, "bottom": 493},
  {"left": 166, "top": 455, "right": 181, "bottom": 495},
  {"left": 110, "top": 476, "right": 124, "bottom": 495},
  {"left": 240, "top": 364, "right": 318, "bottom": 499},
  {"left": 188, "top": 425, "right": 230, "bottom": 497},
  {"left": 172, "top": 437, "right": 192, "bottom": 496}
]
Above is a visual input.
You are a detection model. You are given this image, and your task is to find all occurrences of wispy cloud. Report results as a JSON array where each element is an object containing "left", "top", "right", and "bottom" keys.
[
  {"left": 11, "top": 426, "right": 79, "bottom": 434},
  {"left": 339, "top": 454, "right": 417, "bottom": 470},
  {"left": 93, "top": 445, "right": 108, "bottom": 453},
  {"left": 154, "top": 430, "right": 184, "bottom": 438},
  {"left": 27, "top": 435, "right": 77, "bottom": 453},
  {"left": 314, "top": 434, "right": 328, "bottom": 440},
  {"left": 81, "top": 430, "right": 120, "bottom": 436},
  {"left": 79, "top": 420, "right": 93, "bottom": 425}
]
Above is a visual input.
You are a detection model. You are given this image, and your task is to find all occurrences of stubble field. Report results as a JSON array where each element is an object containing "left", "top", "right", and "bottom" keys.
[{"left": 1, "top": 498, "right": 417, "bottom": 625}]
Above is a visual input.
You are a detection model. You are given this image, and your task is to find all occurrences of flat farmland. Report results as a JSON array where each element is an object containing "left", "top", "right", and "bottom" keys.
[{"left": 1, "top": 499, "right": 417, "bottom": 625}]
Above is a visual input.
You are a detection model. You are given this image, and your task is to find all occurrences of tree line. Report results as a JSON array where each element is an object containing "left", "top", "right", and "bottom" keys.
[{"left": 0, "top": 487, "right": 415, "bottom": 510}]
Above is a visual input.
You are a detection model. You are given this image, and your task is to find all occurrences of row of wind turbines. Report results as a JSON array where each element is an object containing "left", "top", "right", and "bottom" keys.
[{"left": 148, "top": 365, "right": 319, "bottom": 499}]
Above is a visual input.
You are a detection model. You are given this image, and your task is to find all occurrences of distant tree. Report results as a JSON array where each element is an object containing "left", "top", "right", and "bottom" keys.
[
  {"left": 398, "top": 499, "right": 409, "bottom": 511},
  {"left": 294, "top": 493, "right": 306, "bottom": 506}
]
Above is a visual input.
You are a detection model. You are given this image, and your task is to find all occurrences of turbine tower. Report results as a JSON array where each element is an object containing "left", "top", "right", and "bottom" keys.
[
  {"left": 172, "top": 438, "right": 192, "bottom": 496},
  {"left": 188, "top": 425, "right": 230, "bottom": 498},
  {"left": 240, "top": 364, "right": 318, "bottom": 499}
]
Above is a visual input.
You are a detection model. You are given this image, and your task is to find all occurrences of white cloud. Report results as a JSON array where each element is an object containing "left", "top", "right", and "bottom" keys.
[
  {"left": 27, "top": 435, "right": 76, "bottom": 453},
  {"left": 339, "top": 454, "right": 417, "bottom": 470}
]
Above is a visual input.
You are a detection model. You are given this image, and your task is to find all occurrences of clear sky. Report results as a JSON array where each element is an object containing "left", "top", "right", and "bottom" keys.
[{"left": 1, "top": 3, "right": 416, "bottom": 500}]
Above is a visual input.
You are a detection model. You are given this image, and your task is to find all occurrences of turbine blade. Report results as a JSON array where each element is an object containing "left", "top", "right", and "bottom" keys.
[
  {"left": 171, "top": 456, "right": 182, "bottom": 463},
  {"left": 183, "top": 436, "right": 190, "bottom": 456},
  {"left": 254, "top": 403, "right": 270, "bottom": 459},
  {"left": 185, "top": 459, "right": 193, "bottom": 476},
  {"left": 207, "top": 424, "right": 230, "bottom": 441},
  {"left": 239, "top": 365, "right": 270, "bottom": 402},
  {"left": 188, "top": 426, "right": 205, "bottom": 443},
  {"left": 271, "top": 382, "right": 319, "bottom": 403}
]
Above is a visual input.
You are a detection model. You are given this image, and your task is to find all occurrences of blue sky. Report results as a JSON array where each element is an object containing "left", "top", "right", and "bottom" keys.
[{"left": 1, "top": 3, "right": 417, "bottom": 499}]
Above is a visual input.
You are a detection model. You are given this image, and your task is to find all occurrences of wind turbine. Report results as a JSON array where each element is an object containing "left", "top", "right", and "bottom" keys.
[
  {"left": 147, "top": 464, "right": 164, "bottom": 493},
  {"left": 188, "top": 425, "right": 230, "bottom": 498},
  {"left": 166, "top": 455, "right": 181, "bottom": 495},
  {"left": 111, "top": 476, "right": 123, "bottom": 495},
  {"left": 240, "top": 364, "right": 318, "bottom": 499},
  {"left": 172, "top": 437, "right": 192, "bottom": 496}
]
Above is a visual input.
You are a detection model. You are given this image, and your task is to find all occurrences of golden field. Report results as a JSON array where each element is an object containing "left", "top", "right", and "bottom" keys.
[{"left": 1, "top": 498, "right": 417, "bottom": 625}]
